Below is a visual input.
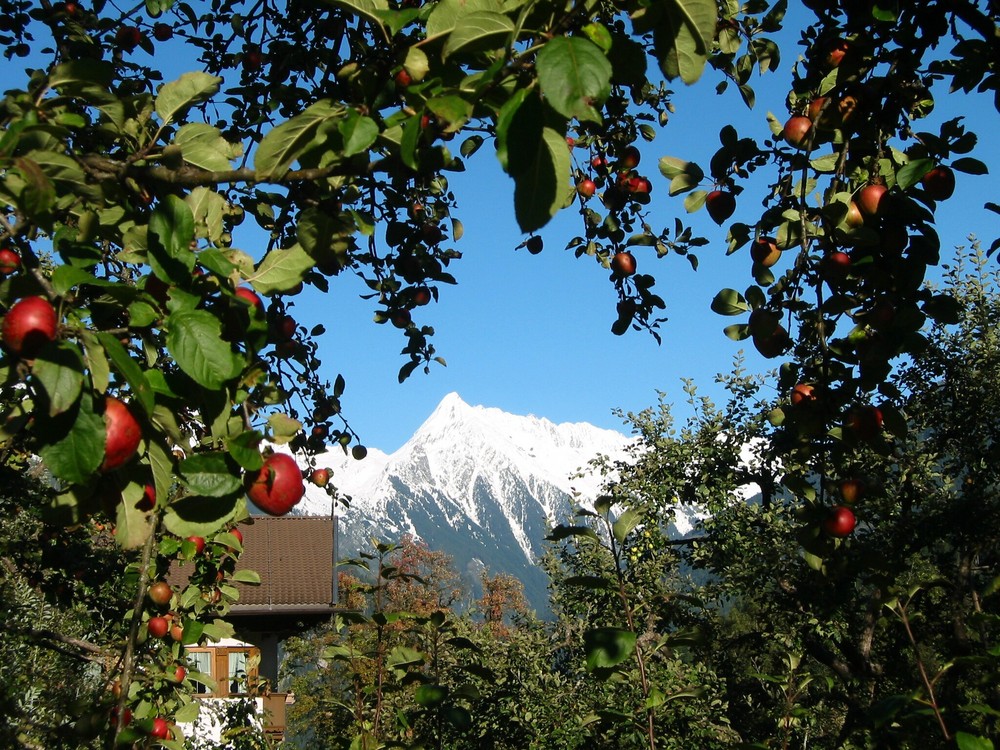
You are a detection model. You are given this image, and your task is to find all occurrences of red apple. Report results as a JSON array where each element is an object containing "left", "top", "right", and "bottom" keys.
[
  {"left": 610, "top": 251, "right": 636, "bottom": 277},
  {"left": 577, "top": 179, "right": 597, "bottom": 198},
  {"left": 390, "top": 309, "right": 411, "bottom": 329},
  {"left": 310, "top": 467, "right": 331, "bottom": 487},
  {"left": 152, "top": 22, "right": 172, "bottom": 41},
  {"left": 243, "top": 48, "right": 263, "bottom": 71},
  {"left": 619, "top": 145, "right": 641, "bottom": 169},
  {"left": 782, "top": 115, "right": 814, "bottom": 150},
  {"left": 821, "top": 251, "right": 852, "bottom": 280},
  {"left": 114, "top": 25, "right": 142, "bottom": 50},
  {"left": 147, "top": 615, "right": 169, "bottom": 639},
  {"left": 2, "top": 295, "right": 58, "bottom": 358},
  {"left": 705, "top": 190, "right": 736, "bottom": 224},
  {"left": 137, "top": 483, "right": 156, "bottom": 511},
  {"left": 844, "top": 201, "right": 864, "bottom": 229},
  {"left": 150, "top": 716, "right": 170, "bottom": 739},
  {"left": 0, "top": 247, "right": 21, "bottom": 275},
  {"left": 753, "top": 324, "right": 790, "bottom": 359},
  {"left": 172, "top": 666, "right": 187, "bottom": 683},
  {"left": 856, "top": 184, "right": 887, "bottom": 217},
  {"left": 847, "top": 405, "right": 883, "bottom": 440},
  {"left": 411, "top": 287, "right": 431, "bottom": 306},
  {"left": 147, "top": 581, "right": 172, "bottom": 607},
  {"left": 185, "top": 535, "right": 206, "bottom": 554},
  {"left": 839, "top": 478, "right": 866, "bottom": 504},
  {"left": 750, "top": 237, "right": 781, "bottom": 267},
  {"left": 269, "top": 314, "right": 296, "bottom": 342},
  {"left": 231, "top": 528, "right": 244, "bottom": 545},
  {"left": 823, "top": 505, "right": 856, "bottom": 537},
  {"left": 394, "top": 68, "right": 412, "bottom": 88},
  {"left": 246, "top": 453, "right": 304, "bottom": 516},
  {"left": 790, "top": 383, "right": 816, "bottom": 406},
  {"left": 824, "top": 38, "right": 849, "bottom": 68},
  {"left": 234, "top": 286, "right": 263, "bottom": 310},
  {"left": 101, "top": 396, "right": 142, "bottom": 472},
  {"left": 921, "top": 165, "right": 955, "bottom": 201},
  {"left": 170, "top": 623, "right": 184, "bottom": 642}
]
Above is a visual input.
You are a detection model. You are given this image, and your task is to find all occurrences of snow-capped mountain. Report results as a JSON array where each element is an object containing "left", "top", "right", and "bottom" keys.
[{"left": 294, "top": 392, "right": 634, "bottom": 611}]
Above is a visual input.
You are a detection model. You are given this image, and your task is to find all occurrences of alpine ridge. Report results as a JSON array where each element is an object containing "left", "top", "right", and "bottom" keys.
[{"left": 293, "top": 392, "right": 633, "bottom": 611}]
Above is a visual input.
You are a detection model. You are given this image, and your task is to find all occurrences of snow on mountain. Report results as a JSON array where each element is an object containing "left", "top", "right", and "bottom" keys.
[{"left": 293, "top": 392, "right": 632, "bottom": 610}]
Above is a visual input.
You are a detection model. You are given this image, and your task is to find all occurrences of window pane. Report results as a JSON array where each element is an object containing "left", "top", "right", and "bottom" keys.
[
  {"left": 187, "top": 651, "right": 212, "bottom": 695},
  {"left": 228, "top": 651, "right": 248, "bottom": 695}
]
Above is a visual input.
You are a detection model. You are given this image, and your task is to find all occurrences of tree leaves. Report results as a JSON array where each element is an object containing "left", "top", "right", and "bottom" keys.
[
  {"left": 584, "top": 627, "right": 637, "bottom": 671},
  {"left": 165, "top": 310, "right": 244, "bottom": 389},
  {"left": 537, "top": 37, "right": 612, "bottom": 124},
  {"left": 254, "top": 100, "right": 347, "bottom": 179},
  {"left": 155, "top": 72, "right": 222, "bottom": 125},
  {"left": 641, "top": 0, "right": 717, "bottom": 84},
  {"left": 248, "top": 244, "right": 314, "bottom": 294}
]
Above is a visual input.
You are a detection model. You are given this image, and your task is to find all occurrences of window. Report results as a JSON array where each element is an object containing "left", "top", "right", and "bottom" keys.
[{"left": 185, "top": 646, "right": 260, "bottom": 698}]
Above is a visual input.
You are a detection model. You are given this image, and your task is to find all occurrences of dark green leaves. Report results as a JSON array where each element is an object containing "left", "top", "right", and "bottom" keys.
[
  {"left": 148, "top": 195, "right": 196, "bottom": 283},
  {"left": 643, "top": 0, "right": 717, "bottom": 84},
  {"left": 584, "top": 627, "right": 637, "bottom": 672}
]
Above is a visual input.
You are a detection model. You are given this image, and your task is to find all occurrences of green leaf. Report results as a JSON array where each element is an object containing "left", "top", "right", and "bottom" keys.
[
  {"left": 387, "top": 645, "right": 425, "bottom": 670},
  {"left": 33, "top": 342, "right": 84, "bottom": 417},
  {"left": 711, "top": 288, "right": 750, "bottom": 315},
  {"left": 952, "top": 157, "right": 989, "bottom": 175},
  {"left": 426, "top": 0, "right": 502, "bottom": 39},
  {"left": 443, "top": 11, "right": 514, "bottom": 59},
  {"left": 232, "top": 569, "right": 262, "bottom": 584},
  {"left": 584, "top": 627, "right": 637, "bottom": 671},
  {"left": 511, "top": 127, "right": 571, "bottom": 233},
  {"left": 155, "top": 72, "right": 222, "bottom": 125},
  {"left": 48, "top": 59, "right": 114, "bottom": 92},
  {"left": 651, "top": 0, "right": 717, "bottom": 84},
  {"left": 227, "top": 431, "right": 264, "bottom": 471},
  {"left": 165, "top": 310, "right": 244, "bottom": 389},
  {"left": 96, "top": 333, "right": 155, "bottom": 417},
  {"left": 956, "top": 732, "right": 994, "bottom": 750},
  {"left": 612, "top": 508, "right": 642, "bottom": 545},
  {"left": 323, "top": 0, "right": 389, "bottom": 36},
  {"left": 254, "top": 100, "right": 346, "bottom": 179},
  {"left": 536, "top": 36, "right": 612, "bottom": 124},
  {"left": 546, "top": 524, "right": 599, "bottom": 542},
  {"left": 179, "top": 453, "right": 242, "bottom": 497},
  {"left": 38, "top": 392, "right": 105, "bottom": 485},
  {"left": 116, "top": 480, "right": 155, "bottom": 549},
  {"left": 896, "top": 157, "right": 934, "bottom": 191},
  {"left": 248, "top": 244, "right": 314, "bottom": 294},
  {"left": 267, "top": 413, "right": 302, "bottom": 444},
  {"left": 173, "top": 701, "right": 201, "bottom": 725},
  {"left": 80, "top": 331, "right": 111, "bottom": 393},
  {"left": 339, "top": 111, "right": 379, "bottom": 156},
  {"left": 162, "top": 494, "right": 240, "bottom": 539},
  {"left": 175, "top": 124, "right": 240, "bottom": 172},
  {"left": 414, "top": 684, "right": 449, "bottom": 707},
  {"left": 148, "top": 195, "right": 196, "bottom": 284}
]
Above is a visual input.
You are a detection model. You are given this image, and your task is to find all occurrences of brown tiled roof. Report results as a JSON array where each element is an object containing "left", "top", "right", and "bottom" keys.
[{"left": 171, "top": 516, "right": 338, "bottom": 615}]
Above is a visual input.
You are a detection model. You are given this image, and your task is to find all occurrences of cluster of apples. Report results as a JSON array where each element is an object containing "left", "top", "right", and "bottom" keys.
[
  {"left": 788, "top": 383, "right": 882, "bottom": 539},
  {"left": 576, "top": 145, "right": 652, "bottom": 207}
]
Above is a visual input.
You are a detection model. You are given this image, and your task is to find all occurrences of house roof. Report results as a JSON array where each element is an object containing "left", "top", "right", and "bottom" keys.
[{"left": 171, "top": 515, "right": 338, "bottom": 617}]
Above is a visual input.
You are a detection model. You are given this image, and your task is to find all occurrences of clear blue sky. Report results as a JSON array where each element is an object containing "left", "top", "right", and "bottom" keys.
[{"left": 284, "top": 20, "right": 999, "bottom": 453}]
